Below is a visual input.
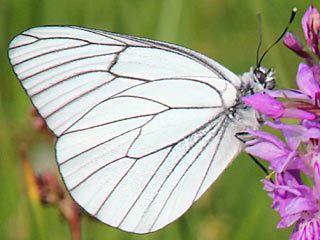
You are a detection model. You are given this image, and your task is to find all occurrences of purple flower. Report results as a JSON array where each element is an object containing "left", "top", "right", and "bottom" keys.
[
  {"left": 302, "top": 6, "right": 320, "bottom": 58},
  {"left": 296, "top": 63, "right": 320, "bottom": 104},
  {"left": 298, "top": 121, "right": 320, "bottom": 178},
  {"left": 283, "top": 32, "right": 313, "bottom": 64},
  {"left": 291, "top": 216, "right": 320, "bottom": 240},
  {"left": 245, "top": 128, "right": 299, "bottom": 172},
  {"left": 242, "top": 5, "right": 320, "bottom": 239},
  {"left": 242, "top": 93, "right": 284, "bottom": 118},
  {"left": 242, "top": 93, "right": 315, "bottom": 120},
  {"left": 284, "top": 32, "right": 304, "bottom": 52},
  {"left": 262, "top": 171, "right": 318, "bottom": 228}
]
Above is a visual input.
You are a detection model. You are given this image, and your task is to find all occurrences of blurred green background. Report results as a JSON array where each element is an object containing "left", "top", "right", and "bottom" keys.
[{"left": 0, "top": 0, "right": 317, "bottom": 239}]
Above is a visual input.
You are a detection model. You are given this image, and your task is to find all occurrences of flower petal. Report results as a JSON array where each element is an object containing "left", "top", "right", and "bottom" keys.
[
  {"left": 302, "top": 6, "right": 320, "bottom": 55},
  {"left": 282, "top": 108, "right": 316, "bottom": 120},
  {"left": 246, "top": 128, "right": 288, "bottom": 149},
  {"left": 284, "top": 197, "right": 318, "bottom": 215},
  {"left": 296, "top": 62, "right": 320, "bottom": 99},
  {"left": 283, "top": 32, "right": 313, "bottom": 62},
  {"left": 245, "top": 142, "right": 288, "bottom": 163},
  {"left": 277, "top": 214, "right": 301, "bottom": 228},
  {"left": 265, "top": 89, "right": 310, "bottom": 100},
  {"left": 265, "top": 121, "right": 306, "bottom": 150},
  {"left": 242, "top": 93, "right": 284, "bottom": 118}
]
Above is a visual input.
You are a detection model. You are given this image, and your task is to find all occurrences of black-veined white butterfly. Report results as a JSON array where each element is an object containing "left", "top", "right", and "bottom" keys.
[{"left": 8, "top": 26, "right": 275, "bottom": 234}]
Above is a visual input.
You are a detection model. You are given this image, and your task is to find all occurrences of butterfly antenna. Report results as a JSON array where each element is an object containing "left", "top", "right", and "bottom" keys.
[
  {"left": 257, "top": 8, "right": 297, "bottom": 68},
  {"left": 256, "top": 13, "right": 263, "bottom": 67}
]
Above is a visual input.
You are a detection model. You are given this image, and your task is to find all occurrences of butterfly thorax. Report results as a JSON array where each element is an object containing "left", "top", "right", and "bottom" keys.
[
  {"left": 240, "top": 66, "right": 276, "bottom": 97},
  {"left": 227, "top": 66, "right": 275, "bottom": 130}
]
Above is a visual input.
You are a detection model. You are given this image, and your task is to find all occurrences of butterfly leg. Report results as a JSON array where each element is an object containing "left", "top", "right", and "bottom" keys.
[{"left": 235, "top": 132, "right": 270, "bottom": 176}]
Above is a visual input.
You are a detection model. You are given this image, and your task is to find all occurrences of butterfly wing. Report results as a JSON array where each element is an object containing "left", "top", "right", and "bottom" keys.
[{"left": 8, "top": 26, "right": 253, "bottom": 233}]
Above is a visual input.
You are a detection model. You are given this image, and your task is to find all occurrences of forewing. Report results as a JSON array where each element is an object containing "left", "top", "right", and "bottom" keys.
[
  {"left": 8, "top": 26, "right": 244, "bottom": 233},
  {"left": 8, "top": 26, "right": 241, "bottom": 136}
]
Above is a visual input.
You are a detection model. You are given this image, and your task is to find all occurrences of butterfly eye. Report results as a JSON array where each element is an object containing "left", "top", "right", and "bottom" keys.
[
  {"left": 254, "top": 67, "right": 267, "bottom": 84},
  {"left": 254, "top": 67, "right": 275, "bottom": 90}
]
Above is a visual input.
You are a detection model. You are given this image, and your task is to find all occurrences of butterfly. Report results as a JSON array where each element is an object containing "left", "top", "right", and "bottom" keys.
[{"left": 8, "top": 26, "right": 275, "bottom": 233}]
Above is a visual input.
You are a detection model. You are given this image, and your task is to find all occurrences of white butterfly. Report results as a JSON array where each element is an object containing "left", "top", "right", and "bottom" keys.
[{"left": 8, "top": 26, "right": 275, "bottom": 233}]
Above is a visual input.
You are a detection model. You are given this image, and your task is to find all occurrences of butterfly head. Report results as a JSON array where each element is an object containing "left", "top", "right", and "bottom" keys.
[{"left": 253, "top": 66, "right": 276, "bottom": 90}]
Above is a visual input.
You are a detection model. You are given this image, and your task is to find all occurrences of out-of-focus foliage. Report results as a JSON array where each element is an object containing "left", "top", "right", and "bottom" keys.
[{"left": 1, "top": 1, "right": 317, "bottom": 239}]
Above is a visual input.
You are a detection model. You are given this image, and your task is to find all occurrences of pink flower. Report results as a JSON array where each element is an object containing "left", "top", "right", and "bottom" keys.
[
  {"left": 283, "top": 32, "right": 313, "bottom": 64},
  {"left": 290, "top": 215, "right": 320, "bottom": 240},
  {"left": 302, "top": 6, "right": 320, "bottom": 57},
  {"left": 243, "top": 5, "right": 320, "bottom": 239},
  {"left": 245, "top": 128, "right": 299, "bottom": 172},
  {"left": 262, "top": 171, "right": 319, "bottom": 229},
  {"left": 296, "top": 63, "right": 320, "bottom": 104},
  {"left": 242, "top": 93, "right": 315, "bottom": 120}
]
